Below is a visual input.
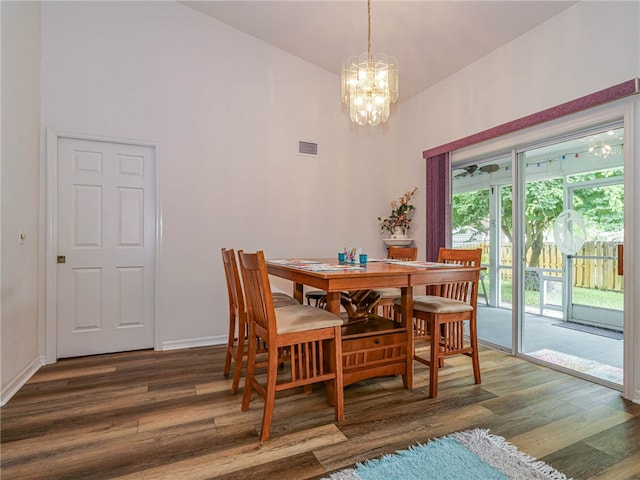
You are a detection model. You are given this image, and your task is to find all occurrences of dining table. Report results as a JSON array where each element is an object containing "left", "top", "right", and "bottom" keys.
[{"left": 266, "top": 257, "right": 482, "bottom": 389}]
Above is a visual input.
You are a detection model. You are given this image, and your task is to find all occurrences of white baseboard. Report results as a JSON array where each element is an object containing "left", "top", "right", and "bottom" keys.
[
  {"left": 1, "top": 355, "right": 44, "bottom": 407},
  {"left": 160, "top": 335, "right": 227, "bottom": 351}
]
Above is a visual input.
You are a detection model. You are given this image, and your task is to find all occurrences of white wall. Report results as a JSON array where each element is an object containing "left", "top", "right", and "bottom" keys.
[
  {"left": 1, "top": 1, "right": 42, "bottom": 404},
  {"left": 39, "top": 1, "right": 407, "bottom": 351},
  {"left": 400, "top": 1, "right": 640, "bottom": 153}
]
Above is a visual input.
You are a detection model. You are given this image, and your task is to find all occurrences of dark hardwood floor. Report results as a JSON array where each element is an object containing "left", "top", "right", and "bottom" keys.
[{"left": 2, "top": 345, "right": 639, "bottom": 479}]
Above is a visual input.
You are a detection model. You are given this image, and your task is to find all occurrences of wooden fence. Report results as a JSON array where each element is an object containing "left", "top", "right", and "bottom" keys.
[{"left": 465, "top": 241, "right": 623, "bottom": 292}]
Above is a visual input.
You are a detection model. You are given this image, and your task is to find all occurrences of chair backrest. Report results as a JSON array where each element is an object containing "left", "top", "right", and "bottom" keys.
[
  {"left": 238, "top": 250, "right": 277, "bottom": 340},
  {"left": 435, "top": 247, "right": 482, "bottom": 305},
  {"left": 387, "top": 246, "right": 418, "bottom": 261},
  {"left": 221, "top": 248, "right": 245, "bottom": 329}
]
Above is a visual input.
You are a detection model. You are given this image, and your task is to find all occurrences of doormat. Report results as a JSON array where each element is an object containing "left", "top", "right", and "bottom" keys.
[
  {"left": 552, "top": 321, "right": 623, "bottom": 340},
  {"left": 323, "top": 428, "right": 571, "bottom": 480},
  {"left": 528, "top": 348, "right": 622, "bottom": 384}
]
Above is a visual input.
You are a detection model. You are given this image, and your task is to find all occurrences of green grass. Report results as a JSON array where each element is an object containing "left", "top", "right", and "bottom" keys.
[
  {"left": 571, "top": 286, "right": 623, "bottom": 310},
  {"left": 496, "top": 279, "right": 623, "bottom": 310}
]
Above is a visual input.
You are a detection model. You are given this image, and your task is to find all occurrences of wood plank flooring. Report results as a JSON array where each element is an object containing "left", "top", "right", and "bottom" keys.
[{"left": 2, "top": 345, "right": 639, "bottom": 479}]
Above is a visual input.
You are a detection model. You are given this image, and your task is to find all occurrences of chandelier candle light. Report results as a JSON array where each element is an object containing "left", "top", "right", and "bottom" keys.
[{"left": 341, "top": 0, "right": 399, "bottom": 125}]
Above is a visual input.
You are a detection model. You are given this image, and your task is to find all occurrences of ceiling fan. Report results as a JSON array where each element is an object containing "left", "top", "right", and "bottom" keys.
[{"left": 454, "top": 164, "right": 500, "bottom": 178}]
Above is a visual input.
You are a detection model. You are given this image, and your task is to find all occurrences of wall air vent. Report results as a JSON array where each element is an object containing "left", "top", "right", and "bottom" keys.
[{"left": 298, "top": 141, "right": 318, "bottom": 157}]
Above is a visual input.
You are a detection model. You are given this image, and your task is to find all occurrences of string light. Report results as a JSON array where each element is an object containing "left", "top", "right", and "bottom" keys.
[{"left": 455, "top": 143, "right": 623, "bottom": 179}]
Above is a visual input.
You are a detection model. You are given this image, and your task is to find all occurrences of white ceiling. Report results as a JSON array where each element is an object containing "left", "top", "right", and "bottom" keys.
[{"left": 181, "top": 0, "right": 577, "bottom": 102}]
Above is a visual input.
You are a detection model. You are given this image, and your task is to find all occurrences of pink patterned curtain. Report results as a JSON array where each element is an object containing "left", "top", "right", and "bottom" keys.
[{"left": 424, "top": 152, "right": 451, "bottom": 262}]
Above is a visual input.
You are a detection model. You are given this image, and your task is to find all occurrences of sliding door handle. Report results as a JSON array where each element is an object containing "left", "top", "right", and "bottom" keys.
[{"left": 617, "top": 244, "right": 623, "bottom": 276}]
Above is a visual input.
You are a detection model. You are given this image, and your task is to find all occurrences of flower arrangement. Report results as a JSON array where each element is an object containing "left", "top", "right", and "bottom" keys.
[{"left": 378, "top": 187, "right": 418, "bottom": 235}]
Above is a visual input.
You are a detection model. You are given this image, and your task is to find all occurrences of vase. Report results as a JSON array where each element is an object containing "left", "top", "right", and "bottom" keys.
[{"left": 390, "top": 227, "right": 408, "bottom": 240}]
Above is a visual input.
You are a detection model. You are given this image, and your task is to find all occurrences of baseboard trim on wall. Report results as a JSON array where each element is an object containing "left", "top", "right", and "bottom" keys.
[
  {"left": 161, "top": 335, "right": 227, "bottom": 351},
  {"left": 1, "top": 355, "right": 43, "bottom": 407}
]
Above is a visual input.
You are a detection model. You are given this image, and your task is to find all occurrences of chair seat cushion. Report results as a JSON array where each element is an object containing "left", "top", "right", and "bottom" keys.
[
  {"left": 371, "top": 287, "right": 401, "bottom": 299},
  {"left": 393, "top": 295, "right": 473, "bottom": 314},
  {"left": 272, "top": 292, "right": 300, "bottom": 308},
  {"left": 275, "top": 305, "right": 344, "bottom": 334}
]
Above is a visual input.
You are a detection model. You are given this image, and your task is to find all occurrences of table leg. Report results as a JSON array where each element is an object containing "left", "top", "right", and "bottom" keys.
[
  {"left": 401, "top": 286, "right": 414, "bottom": 389},
  {"left": 325, "top": 291, "right": 341, "bottom": 316},
  {"left": 293, "top": 282, "right": 304, "bottom": 304}
]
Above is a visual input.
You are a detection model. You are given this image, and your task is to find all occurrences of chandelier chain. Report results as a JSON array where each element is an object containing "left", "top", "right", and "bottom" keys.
[{"left": 367, "top": 0, "right": 371, "bottom": 59}]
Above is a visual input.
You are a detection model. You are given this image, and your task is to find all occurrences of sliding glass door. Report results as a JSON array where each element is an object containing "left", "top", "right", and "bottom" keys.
[
  {"left": 520, "top": 126, "right": 624, "bottom": 385},
  {"left": 452, "top": 125, "right": 624, "bottom": 386},
  {"left": 452, "top": 157, "right": 513, "bottom": 350}
]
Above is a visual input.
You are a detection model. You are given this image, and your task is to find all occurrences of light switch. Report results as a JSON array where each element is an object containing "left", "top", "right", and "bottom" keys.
[{"left": 19, "top": 230, "right": 26, "bottom": 244}]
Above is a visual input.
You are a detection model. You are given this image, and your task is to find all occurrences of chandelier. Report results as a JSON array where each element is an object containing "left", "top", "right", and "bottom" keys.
[{"left": 341, "top": 0, "right": 399, "bottom": 126}]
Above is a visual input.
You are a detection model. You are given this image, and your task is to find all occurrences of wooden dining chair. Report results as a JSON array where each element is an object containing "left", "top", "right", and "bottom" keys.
[
  {"left": 238, "top": 250, "right": 345, "bottom": 442},
  {"left": 394, "top": 247, "right": 482, "bottom": 398},
  {"left": 222, "top": 248, "right": 299, "bottom": 394},
  {"left": 373, "top": 246, "right": 418, "bottom": 318}
]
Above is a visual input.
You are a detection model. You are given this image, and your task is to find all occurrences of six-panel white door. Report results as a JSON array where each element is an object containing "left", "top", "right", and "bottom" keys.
[{"left": 56, "top": 137, "right": 155, "bottom": 358}]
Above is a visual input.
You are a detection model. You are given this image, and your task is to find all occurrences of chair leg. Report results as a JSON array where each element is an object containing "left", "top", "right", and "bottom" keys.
[
  {"left": 224, "top": 312, "right": 235, "bottom": 377},
  {"left": 230, "top": 340, "right": 244, "bottom": 394},
  {"left": 333, "top": 330, "right": 345, "bottom": 422},
  {"left": 224, "top": 348, "right": 232, "bottom": 376},
  {"left": 472, "top": 350, "right": 481, "bottom": 385},
  {"left": 259, "top": 352, "right": 279, "bottom": 442},
  {"left": 470, "top": 320, "right": 481, "bottom": 385},
  {"left": 428, "top": 319, "right": 439, "bottom": 398},
  {"left": 431, "top": 321, "right": 445, "bottom": 368},
  {"left": 241, "top": 335, "right": 257, "bottom": 412}
]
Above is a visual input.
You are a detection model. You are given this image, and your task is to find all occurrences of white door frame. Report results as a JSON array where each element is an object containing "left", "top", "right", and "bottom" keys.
[{"left": 44, "top": 129, "right": 161, "bottom": 364}]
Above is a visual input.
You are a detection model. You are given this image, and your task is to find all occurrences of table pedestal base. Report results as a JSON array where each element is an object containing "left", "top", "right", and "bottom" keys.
[{"left": 331, "top": 316, "right": 409, "bottom": 389}]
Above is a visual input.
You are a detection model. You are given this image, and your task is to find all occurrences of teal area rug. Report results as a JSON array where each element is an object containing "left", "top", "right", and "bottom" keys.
[{"left": 323, "top": 429, "right": 571, "bottom": 480}]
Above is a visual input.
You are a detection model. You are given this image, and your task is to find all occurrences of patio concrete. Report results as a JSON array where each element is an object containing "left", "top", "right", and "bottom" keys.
[{"left": 476, "top": 305, "right": 624, "bottom": 378}]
